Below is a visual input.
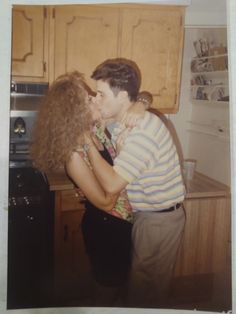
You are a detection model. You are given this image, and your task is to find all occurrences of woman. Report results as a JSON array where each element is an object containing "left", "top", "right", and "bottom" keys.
[{"left": 30, "top": 71, "right": 148, "bottom": 304}]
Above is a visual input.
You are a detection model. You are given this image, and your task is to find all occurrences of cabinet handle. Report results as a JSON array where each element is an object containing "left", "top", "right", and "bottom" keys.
[
  {"left": 64, "top": 224, "right": 69, "bottom": 242},
  {"left": 43, "top": 7, "right": 47, "bottom": 19}
]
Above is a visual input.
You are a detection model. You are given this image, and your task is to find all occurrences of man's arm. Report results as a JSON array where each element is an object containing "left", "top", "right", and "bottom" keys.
[{"left": 86, "top": 141, "right": 128, "bottom": 195}]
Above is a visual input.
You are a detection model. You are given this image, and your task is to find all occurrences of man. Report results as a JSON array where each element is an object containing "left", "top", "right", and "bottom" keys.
[{"left": 86, "top": 58, "right": 186, "bottom": 307}]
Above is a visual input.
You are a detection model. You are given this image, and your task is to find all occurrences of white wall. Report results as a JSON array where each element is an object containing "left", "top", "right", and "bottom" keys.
[
  {"left": 168, "top": 29, "right": 197, "bottom": 162},
  {"left": 169, "top": 0, "right": 230, "bottom": 185},
  {"left": 170, "top": 27, "right": 231, "bottom": 185},
  {"left": 185, "top": 0, "right": 227, "bottom": 26}
]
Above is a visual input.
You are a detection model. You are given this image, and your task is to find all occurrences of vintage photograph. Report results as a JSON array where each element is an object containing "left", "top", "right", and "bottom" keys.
[{"left": 2, "top": 1, "right": 233, "bottom": 313}]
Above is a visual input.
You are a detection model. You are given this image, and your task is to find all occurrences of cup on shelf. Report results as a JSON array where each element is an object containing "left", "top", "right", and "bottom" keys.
[{"left": 182, "top": 159, "right": 197, "bottom": 181}]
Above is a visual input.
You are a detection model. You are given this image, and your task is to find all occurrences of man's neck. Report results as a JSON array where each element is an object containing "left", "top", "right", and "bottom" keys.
[
  {"left": 103, "top": 100, "right": 134, "bottom": 127},
  {"left": 116, "top": 100, "right": 133, "bottom": 123}
]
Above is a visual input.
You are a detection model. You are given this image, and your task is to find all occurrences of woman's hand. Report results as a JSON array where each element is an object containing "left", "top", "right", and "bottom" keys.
[
  {"left": 121, "top": 91, "right": 153, "bottom": 128},
  {"left": 116, "top": 127, "right": 132, "bottom": 155},
  {"left": 121, "top": 102, "right": 145, "bottom": 128}
]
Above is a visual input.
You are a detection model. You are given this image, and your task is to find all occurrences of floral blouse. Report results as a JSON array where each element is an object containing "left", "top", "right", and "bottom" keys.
[{"left": 76, "top": 124, "right": 133, "bottom": 223}]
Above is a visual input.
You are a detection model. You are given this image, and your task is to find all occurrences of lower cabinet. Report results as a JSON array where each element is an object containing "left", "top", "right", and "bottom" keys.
[
  {"left": 51, "top": 175, "right": 231, "bottom": 308},
  {"left": 53, "top": 189, "right": 90, "bottom": 302},
  {"left": 172, "top": 194, "right": 231, "bottom": 309},
  {"left": 174, "top": 195, "right": 231, "bottom": 276}
]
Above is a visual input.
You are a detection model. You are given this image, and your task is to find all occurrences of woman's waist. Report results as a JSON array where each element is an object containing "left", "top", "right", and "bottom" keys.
[{"left": 85, "top": 200, "right": 133, "bottom": 223}]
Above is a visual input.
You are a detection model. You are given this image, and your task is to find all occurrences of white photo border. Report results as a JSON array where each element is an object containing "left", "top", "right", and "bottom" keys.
[{"left": 0, "top": 1, "right": 234, "bottom": 313}]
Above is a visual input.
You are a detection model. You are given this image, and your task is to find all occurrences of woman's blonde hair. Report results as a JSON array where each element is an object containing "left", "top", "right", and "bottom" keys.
[{"left": 30, "top": 71, "right": 93, "bottom": 172}]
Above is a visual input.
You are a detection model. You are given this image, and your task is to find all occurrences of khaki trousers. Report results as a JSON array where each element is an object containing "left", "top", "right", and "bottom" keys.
[{"left": 127, "top": 205, "right": 186, "bottom": 308}]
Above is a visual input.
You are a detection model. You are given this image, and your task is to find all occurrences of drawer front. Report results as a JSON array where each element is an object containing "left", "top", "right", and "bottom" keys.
[{"left": 61, "top": 189, "right": 85, "bottom": 211}]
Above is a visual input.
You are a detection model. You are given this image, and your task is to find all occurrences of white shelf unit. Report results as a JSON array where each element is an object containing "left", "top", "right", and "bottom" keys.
[
  {"left": 191, "top": 70, "right": 228, "bottom": 77},
  {"left": 191, "top": 99, "right": 229, "bottom": 106},
  {"left": 190, "top": 54, "right": 229, "bottom": 104}
]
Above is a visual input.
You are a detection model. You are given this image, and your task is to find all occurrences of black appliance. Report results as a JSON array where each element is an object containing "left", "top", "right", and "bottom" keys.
[{"left": 7, "top": 82, "right": 54, "bottom": 309}]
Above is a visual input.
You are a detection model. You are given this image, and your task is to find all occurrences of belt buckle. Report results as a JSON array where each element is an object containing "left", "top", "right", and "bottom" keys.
[{"left": 174, "top": 203, "right": 181, "bottom": 210}]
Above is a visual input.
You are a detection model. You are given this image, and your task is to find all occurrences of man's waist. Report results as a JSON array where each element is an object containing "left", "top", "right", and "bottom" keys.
[{"left": 135, "top": 203, "right": 182, "bottom": 214}]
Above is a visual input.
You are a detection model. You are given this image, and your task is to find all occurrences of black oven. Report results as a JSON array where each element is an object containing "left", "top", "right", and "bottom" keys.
[{"left": 7, "top": 82, "right": 55, "bottom": 309}]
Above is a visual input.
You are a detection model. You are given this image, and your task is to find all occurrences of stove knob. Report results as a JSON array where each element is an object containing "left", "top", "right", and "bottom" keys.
[
  {"left": 24, "top": 196, "right": 29, "bottom": 205},
  {"left": 17, "top": 182, "right": 24, "bottom": 188},
  {"left": 16, "top": 173, "right": 22, "bottom": 179}
]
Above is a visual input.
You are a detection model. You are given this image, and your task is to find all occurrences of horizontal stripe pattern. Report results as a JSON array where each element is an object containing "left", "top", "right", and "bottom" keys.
[{"left": 113, "top": 112, "right": 185, "bottom": 212}]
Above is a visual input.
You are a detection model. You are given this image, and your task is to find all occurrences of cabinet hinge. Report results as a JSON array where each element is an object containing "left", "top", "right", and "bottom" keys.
[
  {"left": 43, "top": 62, "right": 47, "bottom": 73},
  {"left": 52, "top": 8, "right": 55, "bottom": 19},
  {"left": 44, "top": 7, "right": 47, "bottom": 19}
]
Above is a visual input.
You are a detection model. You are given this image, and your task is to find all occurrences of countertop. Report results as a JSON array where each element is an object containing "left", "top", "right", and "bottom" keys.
[
  {"left": 47, "top": 170, "right": 74, "bottom": 191},
  {"left": 184, "top": 171, "right": 230, "bottom": 199},
  {"left": 46, "top": 170, "right": 230, "bottom": 199}
]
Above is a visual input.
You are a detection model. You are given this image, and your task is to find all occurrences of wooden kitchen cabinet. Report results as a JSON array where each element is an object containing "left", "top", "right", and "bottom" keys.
[
  {"left": 174, "top": 172, "right": 231, "bottom": 277},
  {"left": 120, "top": 5, "right": 185, "bottom": 113},
  {"left": 10, "top": 4, "right": 184, "bottom": 112},
  {"left": 52, "top": 5, "right": 120, "bottom": 88},
  {"left": 47, "top": 171, "right": 231, "bottom": 307},
  {"left": 51, "top": 4, "right": 185, "bottom": 113},
  {"left": 11, "top": 4, "right": 184, "bottom": 112},
  {"left": 53, "top": 187, "right": 90, "bottom": 299},
  {"left": 12, "top": 5, "right": 50, "bottom": 82}
]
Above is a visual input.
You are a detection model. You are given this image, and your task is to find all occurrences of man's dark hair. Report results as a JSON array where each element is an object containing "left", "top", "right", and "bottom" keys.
[{"left": 91, "top": 58, "right": 141, "bottom": 102}]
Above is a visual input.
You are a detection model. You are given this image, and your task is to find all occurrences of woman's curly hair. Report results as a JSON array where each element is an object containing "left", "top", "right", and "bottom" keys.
[{"left": 30, "top": 71, "right": 93, "bottom": 172}]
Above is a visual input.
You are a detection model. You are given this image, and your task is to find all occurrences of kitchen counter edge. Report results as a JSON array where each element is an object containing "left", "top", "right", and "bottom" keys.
[{"left": 46, "top": 171, "right": 230, "bottom": 199}]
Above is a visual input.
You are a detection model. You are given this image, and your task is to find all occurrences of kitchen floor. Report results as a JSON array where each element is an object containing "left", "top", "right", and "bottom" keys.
[
  {"left": 54, "top": 265, "right": 232, "bottom": 312},
  {"left": 167, "top": 271, "right": 232, "bottom": 312}
]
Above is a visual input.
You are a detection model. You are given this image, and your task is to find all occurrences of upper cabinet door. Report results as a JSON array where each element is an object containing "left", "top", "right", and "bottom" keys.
[
  {"left": 11, "top": 6, "right": 49, "bottom": 82},
  {"left": 120, "top": 6, "right": 185, "bottom": 113},
  {"left": 53, "top": 5, "right": 120, "bottom": 90}
]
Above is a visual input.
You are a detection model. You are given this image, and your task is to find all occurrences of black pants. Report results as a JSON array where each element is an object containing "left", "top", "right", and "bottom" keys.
[{"left": 82, "top": 205, "right": 132, "bottom": 287}]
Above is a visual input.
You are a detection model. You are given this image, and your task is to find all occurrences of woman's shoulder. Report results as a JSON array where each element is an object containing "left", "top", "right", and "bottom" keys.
[{"left": 69, "top": 147, "right": 92, "bottom": 168}]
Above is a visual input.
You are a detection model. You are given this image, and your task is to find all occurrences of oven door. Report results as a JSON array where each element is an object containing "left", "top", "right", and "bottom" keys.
[
  {"left": 9, "top": 140, "right": 32, "bottom": 166},
  {"left": 7, "top": 166, "right": 54, "bottom": 309}
]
